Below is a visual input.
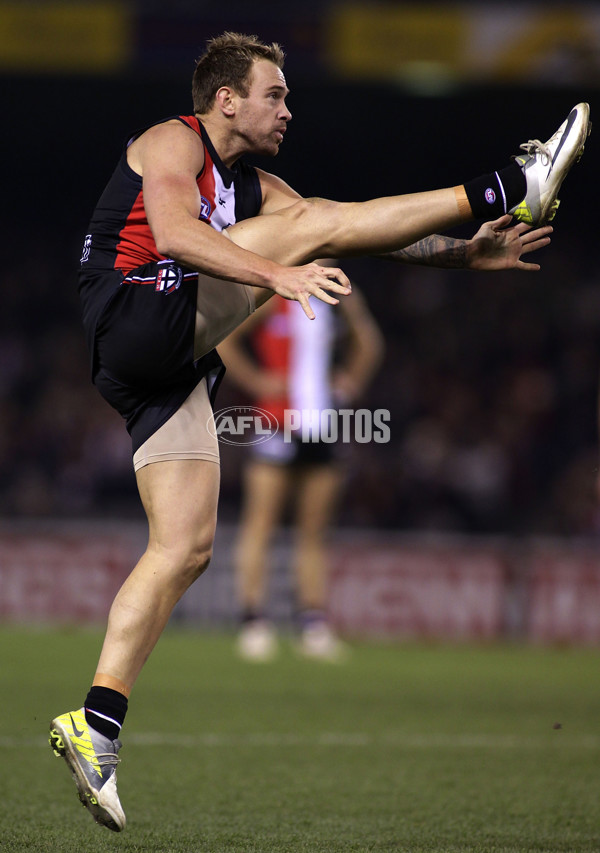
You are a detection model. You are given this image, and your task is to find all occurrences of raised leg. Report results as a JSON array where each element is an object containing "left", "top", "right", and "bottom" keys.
[
  {"left": 229, "top": 188, "right": 464, "bottom": 265},
  {"left": 223, "top": 188, "right": 465, "bottom": 309}
]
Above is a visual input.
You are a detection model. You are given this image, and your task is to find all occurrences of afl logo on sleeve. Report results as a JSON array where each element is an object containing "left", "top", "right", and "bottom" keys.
[
  {"left": 155, "top": 264, "right": 183, "bottom": 295},
  {"left": 199, "top": 196, "right": 212, "bottom": 221}
]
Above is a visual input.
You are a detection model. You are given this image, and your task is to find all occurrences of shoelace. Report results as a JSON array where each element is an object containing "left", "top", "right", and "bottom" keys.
[
  {"left": 94, "top": 751, "right": 121, "bottom": 768},
  {"left": 518, "top": 138, "right": 552, "bottom": 165}
]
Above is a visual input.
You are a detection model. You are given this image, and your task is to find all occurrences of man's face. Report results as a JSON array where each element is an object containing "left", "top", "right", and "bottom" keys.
[{"left": 233, "top": 59, "right": 292, "bottom": 156}]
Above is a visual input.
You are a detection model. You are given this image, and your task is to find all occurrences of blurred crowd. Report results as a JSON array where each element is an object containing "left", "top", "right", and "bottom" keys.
[
  {"left": 0, "top": 229, "right": 137, "bottom": 519},
  {"left": 337, "top": 229, "right": 600, "bottom": 538},
  {"left": 3, "top": 221, "right": 599, "bottom": 539}
]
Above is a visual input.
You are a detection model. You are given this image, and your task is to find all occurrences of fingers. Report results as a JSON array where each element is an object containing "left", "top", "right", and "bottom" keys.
[
  {"left": 298, "top": 284, "right": 342, "bottom": 319},
  {"left": 296, "top": 292, "right": 316, "bottom": 320},
  {"left": 278, "top": 263, "right": 352, "bottom": 318},
  {"left": 516, "top": 261, "right": 541, "bottom": 271},
  {"left": 313, "top": 288, "right": 341, "bottom": 306},
  {"left": 316, "top": 266, "right": 352, "bottom": 294},
  {"left": 491, "top": 214, "right": 513, "bottom": 230},
  {"left": 489, "top": 214, "right": 554, "bottom": 241},
  {"left": 295, "top": 267, "right": 350, "bottom": 319},
  {"left": 519, "top": 235, "right": 552, "bottom": 255},
  {"left": 511, "top": 223, "right": 553, "bottom": 241}
]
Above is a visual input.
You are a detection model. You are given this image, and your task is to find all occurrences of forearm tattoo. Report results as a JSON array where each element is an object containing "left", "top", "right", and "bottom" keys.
[{"left": 378, "top": 235, "right": 468, "bottom": 269}]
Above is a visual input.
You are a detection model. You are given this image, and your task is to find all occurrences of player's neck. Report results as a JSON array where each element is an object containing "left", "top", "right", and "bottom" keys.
[{"left": 196, "top": 113, "right": 244, "bottom": 169}]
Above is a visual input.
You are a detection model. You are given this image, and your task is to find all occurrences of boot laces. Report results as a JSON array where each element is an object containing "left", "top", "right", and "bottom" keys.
[
  {"left": 519, "top": 139, "right": 552, "bottom": 165},
  {"left": 94, "top": 751, "right": 121, "bottom": 769}
]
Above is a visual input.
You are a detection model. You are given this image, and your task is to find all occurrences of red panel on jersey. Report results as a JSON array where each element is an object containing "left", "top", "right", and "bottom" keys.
[{"left": 114, "top": 189, "right": 165, "bottom": 272}]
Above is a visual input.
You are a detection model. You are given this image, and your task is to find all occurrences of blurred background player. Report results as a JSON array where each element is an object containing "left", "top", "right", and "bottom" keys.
[{"left": 219, "top": 269, "right": 384, "bottom": 661}]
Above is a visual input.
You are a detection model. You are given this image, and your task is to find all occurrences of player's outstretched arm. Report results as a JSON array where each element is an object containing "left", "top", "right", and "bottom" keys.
[{"left": 377, "top": 215, "right": 552, "bottom": 272}]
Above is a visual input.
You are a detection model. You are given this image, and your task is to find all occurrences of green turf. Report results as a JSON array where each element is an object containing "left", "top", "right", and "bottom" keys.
[{"left": 1, "top": 626, "right": 599, "bottom": 852}]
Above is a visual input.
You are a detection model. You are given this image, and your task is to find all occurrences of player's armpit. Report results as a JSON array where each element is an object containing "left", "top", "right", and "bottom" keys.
[{"left": 256, "top": 168, "right": 303, "bottom": 215}]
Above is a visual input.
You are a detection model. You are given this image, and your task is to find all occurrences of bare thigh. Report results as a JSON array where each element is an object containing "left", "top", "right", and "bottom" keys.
[
  {"left": 222, "top": 199, "right": 340, "bottom": 309},
  {"left": 137, "top": 457, "right": 221, "bottom": 560},
  {"left": 194, "top": 273, "right": 257, "bottom": 357}
]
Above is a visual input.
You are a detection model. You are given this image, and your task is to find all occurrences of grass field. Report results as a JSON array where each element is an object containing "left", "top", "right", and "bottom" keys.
[{"left": 1, "top": 626, "right": 599, "bottom": 852}]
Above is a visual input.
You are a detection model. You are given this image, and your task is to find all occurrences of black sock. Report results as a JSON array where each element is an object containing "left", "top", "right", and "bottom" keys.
[
  {"left": 464, "top": 162, "right": 526, "bottom": 219},
  {"left": 84, "top": 686, "right": 128, "bottom": 741}
]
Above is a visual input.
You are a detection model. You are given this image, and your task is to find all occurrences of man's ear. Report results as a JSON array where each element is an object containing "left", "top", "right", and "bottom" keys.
[{"left": 215, "top": 86, "right": 236, "bottom": 117}]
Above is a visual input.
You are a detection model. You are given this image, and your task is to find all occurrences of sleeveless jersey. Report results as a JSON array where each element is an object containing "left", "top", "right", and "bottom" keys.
[
  {"left": 78, "top": 115, "right": 262, "bottom": 333},
  {"left": 251, "top": 297, "right": 336, "bottom": 430}
]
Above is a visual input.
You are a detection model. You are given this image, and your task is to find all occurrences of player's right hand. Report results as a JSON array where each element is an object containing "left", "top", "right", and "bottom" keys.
[{"left": 273, "top": 263, "right": 351, "bottom": 319}]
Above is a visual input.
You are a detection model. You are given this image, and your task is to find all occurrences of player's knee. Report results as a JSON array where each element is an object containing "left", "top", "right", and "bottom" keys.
[
  {"left": 181, "top": 538, "right": 213, "bottom": 584},
  {"left": 152, "top": 535, "right": 213, "bottom": 594},
  {"left": 290, "top": 197, "right": 347, "bottom": 255},
  {"left": 292, "top": 197, "right": 339, "bottom": 221}
]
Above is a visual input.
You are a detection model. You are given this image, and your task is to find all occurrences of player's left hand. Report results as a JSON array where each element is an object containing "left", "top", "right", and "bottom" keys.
[{"left": 466, "top": 214, "right": 552, "bottom": 272}]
